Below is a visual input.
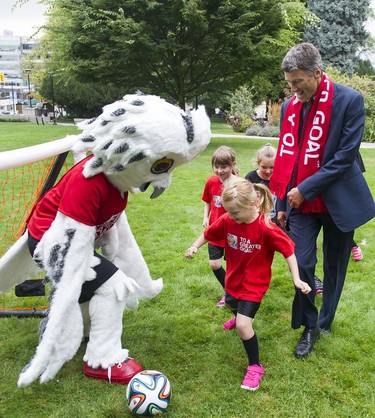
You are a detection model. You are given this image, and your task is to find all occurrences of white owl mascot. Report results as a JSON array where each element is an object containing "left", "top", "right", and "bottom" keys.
[{"left": 0, "top": 93, "right": 210, "bottom": 387}]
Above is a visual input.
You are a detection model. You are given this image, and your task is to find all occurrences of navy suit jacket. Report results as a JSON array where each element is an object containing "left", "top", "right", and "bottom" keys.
[{"left": 278, "top": 82, "right": 375, "bottom": 232}]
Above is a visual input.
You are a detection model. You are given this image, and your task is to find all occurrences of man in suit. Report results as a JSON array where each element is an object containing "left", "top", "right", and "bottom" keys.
[{"left": 270, "top": 42, "right": 375, "bottom": 358}]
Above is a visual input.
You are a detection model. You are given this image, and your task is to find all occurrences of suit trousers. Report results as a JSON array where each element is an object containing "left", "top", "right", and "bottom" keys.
[{"left": 287, "top": 209, "right": 354, "bottom": 330}]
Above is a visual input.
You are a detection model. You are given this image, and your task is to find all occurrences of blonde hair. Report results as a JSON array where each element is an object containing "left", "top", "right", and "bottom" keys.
[
  {"left": 222, "top": 178, "right": 274, "bottom": 224},
  {"left": 254, "top": 143, "right": 276, "bottom": 166},
  {"left": 212, "top": 146, "right": 240, "bottom": 175}
]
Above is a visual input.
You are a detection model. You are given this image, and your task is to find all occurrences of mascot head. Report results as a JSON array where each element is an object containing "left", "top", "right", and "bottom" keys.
[{"left": 73, "top": 93, "right": 211, "bottom": 197}]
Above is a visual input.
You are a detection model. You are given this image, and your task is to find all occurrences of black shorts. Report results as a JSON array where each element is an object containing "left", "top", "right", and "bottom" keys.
[
  {"left": 27, "top": 232, "right": 118, "bottom": 304},
  {"left": 208, "top": 243, "right": 225, "bottom": 261},
  {"left": 225, "top": 293, "right": 261, "bottom": 319}
]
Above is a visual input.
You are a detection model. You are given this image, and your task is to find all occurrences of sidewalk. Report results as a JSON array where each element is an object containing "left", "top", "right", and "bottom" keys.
[
  {"left": 211, "top": 133, "right": 375, "bottom": 148},
  {"left": 57, "top": 126, "right": 375, "bottom": 148}
]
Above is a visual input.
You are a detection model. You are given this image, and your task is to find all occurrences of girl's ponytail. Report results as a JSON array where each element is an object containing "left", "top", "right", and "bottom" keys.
[{"left": 253, "top": 183, "right": 274, "bottom": 224}]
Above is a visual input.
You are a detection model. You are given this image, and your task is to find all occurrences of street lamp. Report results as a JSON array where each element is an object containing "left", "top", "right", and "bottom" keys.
[
  {"left": 11, "top": 82, "right": 15, "bottom": 115},
  {"left": 25, "top": 68, "right": 32, "bottom": 108},
  {"left": 49, "top": 72, "right": 56, "bottom": 125}
]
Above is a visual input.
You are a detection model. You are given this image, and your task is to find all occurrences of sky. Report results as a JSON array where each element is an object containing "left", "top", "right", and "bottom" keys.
[
  {"left": 0, "top": 0, "right": 374, "bottom": 39},
  {"left": 0, "top": 0, "right": 47, "bottom": 37}
]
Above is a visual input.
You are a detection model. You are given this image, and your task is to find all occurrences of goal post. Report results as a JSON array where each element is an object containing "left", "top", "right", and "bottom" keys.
[{"left": 0, "top": 136, "right": 77, "bottom": 257}]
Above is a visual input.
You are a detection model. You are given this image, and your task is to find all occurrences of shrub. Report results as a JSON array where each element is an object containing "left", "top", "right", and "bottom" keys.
[
  {"left": 259, "top": 125, "right": 280, "bottom": 137},
  {"left": 267, "top": 102, "right": 282, "bottom": 126},
  {"left": 0, "top": 116, "right": 29, "bottom": 123},
  {"left": 227, "top": 115, "right": 254, "bottom": 133},
  {"left": 245, "top": 123, "right": 280, "bottom": 138},
  {"left": 228, "top": 85, "right": 255, "bottom": 132},
  {"left": 245, "top": 124, "right": 263, "bottom": 136},
  {"left": 326, "top": 67, "right": 375, "bottom": 142}
]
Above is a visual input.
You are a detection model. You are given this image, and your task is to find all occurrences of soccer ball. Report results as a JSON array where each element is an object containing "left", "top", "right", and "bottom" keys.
[{"left": 126, "top": 370, "right": 171, "bottom": 416}]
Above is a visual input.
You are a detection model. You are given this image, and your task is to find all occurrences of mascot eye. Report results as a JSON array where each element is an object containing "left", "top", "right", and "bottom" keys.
[{"left": 151, "top": 158, "right": 174, "bottom": 174}]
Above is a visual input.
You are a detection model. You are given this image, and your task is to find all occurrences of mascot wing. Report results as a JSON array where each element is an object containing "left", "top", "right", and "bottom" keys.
[
  {"left": 98, "top": 212, "right": 163, "bottom": 310},
  {"left": 0, "top": 232, "right": 39, "bottom": 292},
  {"left": 18, "top": 213, "right": 98, "bottom": 387}
]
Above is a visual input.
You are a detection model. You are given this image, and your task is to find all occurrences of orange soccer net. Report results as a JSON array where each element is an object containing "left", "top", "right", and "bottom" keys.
[
  {"left": 0, "top": 153, "right": 70, "bottom": 257},
  {"left": 0, "top": 152, "right": 72, "bottom": 316}
]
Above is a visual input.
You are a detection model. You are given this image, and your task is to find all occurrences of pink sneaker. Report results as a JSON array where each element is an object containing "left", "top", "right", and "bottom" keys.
[
  {"left": 352, "top": 246, "right": 363, "bottom": 262},
  {"left": 314, "top": 276, "right": 323, "bottom": 295},
  {"left": 241, "top": 364, "right": 264, "bottom": 391},
  {"left": 216, "top": 295, "right": 226, "bottom": 307},
  {"left": 222, "top": 317, "right": 236, "bottom": 330}
]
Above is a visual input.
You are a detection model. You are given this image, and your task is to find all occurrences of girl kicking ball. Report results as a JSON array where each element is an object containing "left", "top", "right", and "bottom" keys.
[{"left": 185, "top": 178, "right": 311, "bottom": 391}]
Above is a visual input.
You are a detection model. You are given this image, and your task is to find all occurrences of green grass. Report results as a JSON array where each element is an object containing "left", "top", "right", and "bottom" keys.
[
  {"left": 0, "top": 122, "right": 374, "bottom": 417},
  {"left": 0, "top": 122, "right": 79, "bottom": 151},
  {"left": 210, "top": 119, "right": 243, "bottom": 136},
  {"left": 0, "top": 123, "right": 79, "bottom": 256}
]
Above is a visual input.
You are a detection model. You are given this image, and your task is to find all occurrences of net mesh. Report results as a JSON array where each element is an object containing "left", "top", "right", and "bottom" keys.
[{"left": 0, "top": 156, "right": 68, "bottom": 257}]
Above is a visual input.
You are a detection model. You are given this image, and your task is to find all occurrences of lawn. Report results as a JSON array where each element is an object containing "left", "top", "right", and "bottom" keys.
[{"left": 0, "top": 121, "right": 374, "bottom": 418}]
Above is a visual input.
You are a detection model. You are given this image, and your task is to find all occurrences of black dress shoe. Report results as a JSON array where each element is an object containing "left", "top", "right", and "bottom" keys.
[{"left": 294, "top": 327, "right": 320, "bottom": 358}]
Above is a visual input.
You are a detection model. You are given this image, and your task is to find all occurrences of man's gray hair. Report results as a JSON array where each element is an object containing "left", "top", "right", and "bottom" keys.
[{"left": 281, "top": 42, "right": 324, "bottom": 75}]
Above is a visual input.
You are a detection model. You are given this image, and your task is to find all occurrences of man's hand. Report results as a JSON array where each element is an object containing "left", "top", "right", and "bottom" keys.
[{"left": 287, "top": 187, "right": 305, "bottom": 208}]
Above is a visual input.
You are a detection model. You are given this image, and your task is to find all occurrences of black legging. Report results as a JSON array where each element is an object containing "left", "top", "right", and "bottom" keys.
[{"left": 27, "top": 232, "right": 118, "bottom": 304}]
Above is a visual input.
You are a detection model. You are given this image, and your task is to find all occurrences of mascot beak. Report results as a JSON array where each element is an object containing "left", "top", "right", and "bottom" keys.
[
  {"left": 150, "top": 186, "right": 165, "bottom": 199},
  {"left": 139, "top": 182, "right": 166, "bottom": 199},
  {"left": 139, "top": 182, "right": 150, "bottom": 192}
]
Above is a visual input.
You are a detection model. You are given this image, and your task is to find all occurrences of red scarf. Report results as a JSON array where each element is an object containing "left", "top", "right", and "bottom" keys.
[{"left": 270, "top": 73, "right": 334, "bottom": 212}]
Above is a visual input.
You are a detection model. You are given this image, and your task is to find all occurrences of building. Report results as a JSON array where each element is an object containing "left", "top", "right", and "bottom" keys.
[{"left": 0, "top": 31, "right": 38, "bottom": 114}]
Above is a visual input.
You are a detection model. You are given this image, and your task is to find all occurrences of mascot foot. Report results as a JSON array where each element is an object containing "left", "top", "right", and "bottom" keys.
[{"left": 83, "top": 358, "right": 142, "bottom": 384}]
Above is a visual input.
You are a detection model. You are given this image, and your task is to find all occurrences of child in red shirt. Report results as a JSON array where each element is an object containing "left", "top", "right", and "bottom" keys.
[
  {"left": 201, "top": 146, "right": 239, "bottom": 307},
  {"left": 186, "top": 178, "right": 310, "bottom": 391}
]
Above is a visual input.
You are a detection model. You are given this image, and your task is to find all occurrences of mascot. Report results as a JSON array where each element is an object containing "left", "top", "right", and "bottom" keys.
[{"left": 0, "top": 93, "right": 210, "bottom": 387}]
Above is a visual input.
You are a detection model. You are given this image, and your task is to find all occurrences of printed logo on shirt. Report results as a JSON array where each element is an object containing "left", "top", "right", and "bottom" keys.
[
  {"left": 213, "top": 195, "right": 222, "bottom": 208},
  {"left": 95, "top": 212, "right": 122, "bottom": 239},
  {"left": 227, "top": 234, "right": 261, "bottom": 253},
  {"left": 239, "top": 237, "right": 261, "bottom": 253},
  {"left": 227, "top": 234, "right": 238, "bottom": 249}
]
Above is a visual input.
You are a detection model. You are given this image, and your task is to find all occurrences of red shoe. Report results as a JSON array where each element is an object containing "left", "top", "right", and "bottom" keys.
[{"left": 83, "top": 357, "right": 143, "bottom": 384}]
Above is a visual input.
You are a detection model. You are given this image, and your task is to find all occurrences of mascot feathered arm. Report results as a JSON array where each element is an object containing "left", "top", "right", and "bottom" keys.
[
  {"left": 98, "top": 212, "right": 163, "bottom": 309},
  {"left": 17, "top": 212, "right": 97, "bottom": 386}
]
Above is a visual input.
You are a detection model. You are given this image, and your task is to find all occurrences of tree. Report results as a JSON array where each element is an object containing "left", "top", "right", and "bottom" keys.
[
  {"left": 325, "top": 65, "right": 375, "bottom": 142},
  {"left": 229, "top": 1, "right": 316, "bottom": 105},
  {"left": 36, "top": 0, "right": 307, "bottom": 112},
  {"left": 356, "top": 58, "right": 375, "bottom": 77},
  {"left": 304, "top": 0, "right": 371, "bottom": 75},
  {"left": 39, "top": 76, "right": 123, "bottom": 117}
]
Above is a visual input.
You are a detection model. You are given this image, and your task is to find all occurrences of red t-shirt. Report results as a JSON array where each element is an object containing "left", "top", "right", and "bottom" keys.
[
  {"left": 201, "top": 175, "right": 226, "bottom": 247},
  {"left": 204, "top": 213, "right": 295, "bottom": 302},
  {"left": 27, "top": 156, "right": 128, "bottom": 241}
]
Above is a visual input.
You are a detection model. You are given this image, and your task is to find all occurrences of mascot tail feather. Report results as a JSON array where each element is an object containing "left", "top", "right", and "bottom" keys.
[{"left": 0, "top": 231, "right": 39, "bottom": 292}]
